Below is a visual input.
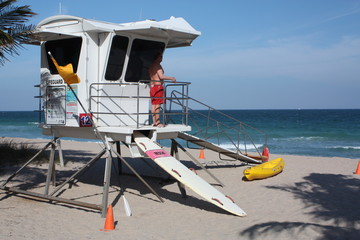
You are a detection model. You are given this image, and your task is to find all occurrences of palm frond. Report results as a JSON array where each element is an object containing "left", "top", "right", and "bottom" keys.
[
  {"left": 0, "top": 0, "right": 37, "bottom": 66},
  {"left": 0, "top": 6, "right": 36, "bottom": 27}
]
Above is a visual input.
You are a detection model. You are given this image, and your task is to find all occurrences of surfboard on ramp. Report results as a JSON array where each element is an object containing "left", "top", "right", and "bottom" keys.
[{"left": 133, "top": 132, "right": 246, "bottom": 217}]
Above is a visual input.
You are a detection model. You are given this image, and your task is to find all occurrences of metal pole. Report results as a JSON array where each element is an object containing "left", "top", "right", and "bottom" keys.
[
  {"left": 101, "top": 148, "right": 113, "bottom": 218},
  {"left": 45, "top": 141, "right": 56, "bottom": 195},
  {"left": 172, "top": 139, "right": 224, "bottom": 187},
  {"left": 116, "top": 141, "right": 122, "bottom": 175},
  {"left": 1, "top": 140, "right": 55, "bottom": 187},
  {"left": 170, "top": 140, "right": 187, "bottom": 198},
  {"left": 56, "top": 138, "right": 65, "bottom": 167},
  {"left": 137, "top": 83, "right": 140, "bottom": 128},
  {"left": 1, "top": 186, "right": 101, "bottom": 211},
  {"left": 50, "top": 148, "right": 106, "bottom": 196},
  {"left": 110, "top": 144, "right": 164, "bottom": 203}
]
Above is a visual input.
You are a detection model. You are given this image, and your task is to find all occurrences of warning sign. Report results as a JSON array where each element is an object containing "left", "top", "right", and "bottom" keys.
[
  {"left": 66, "top": 85, "right": 78, "bottom": 119},
  {"left": 45, "top": 86, "right": 66, "bottom": 125}
]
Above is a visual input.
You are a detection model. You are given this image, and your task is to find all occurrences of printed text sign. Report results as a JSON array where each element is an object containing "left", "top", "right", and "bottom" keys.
[{"left": 146, "top": 149, "right": 172, "bottom": 160}]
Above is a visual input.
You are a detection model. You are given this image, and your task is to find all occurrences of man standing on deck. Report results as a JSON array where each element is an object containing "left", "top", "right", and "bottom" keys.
[{"left": 148, "top": 52, "right": 176, "bottom": 127}]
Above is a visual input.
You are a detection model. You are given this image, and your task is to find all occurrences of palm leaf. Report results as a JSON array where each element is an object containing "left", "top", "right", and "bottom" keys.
[{"left": 0, "top": 0, "right": 36, "bottom": 66}]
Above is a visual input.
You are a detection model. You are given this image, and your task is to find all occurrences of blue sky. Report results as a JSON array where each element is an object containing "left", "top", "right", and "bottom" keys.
[{"left": 1, "top": 0, "right": 360, "bottom": 110}]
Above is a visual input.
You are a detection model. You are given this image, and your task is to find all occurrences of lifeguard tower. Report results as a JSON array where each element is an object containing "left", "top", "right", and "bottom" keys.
[{"left": 1, "top": 15, "right": 268, "bottom": 217}]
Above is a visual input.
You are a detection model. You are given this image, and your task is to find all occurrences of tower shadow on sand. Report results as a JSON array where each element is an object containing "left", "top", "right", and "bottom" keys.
[{"left": 240, "top": 173, "right": 360, "bottom": 240}]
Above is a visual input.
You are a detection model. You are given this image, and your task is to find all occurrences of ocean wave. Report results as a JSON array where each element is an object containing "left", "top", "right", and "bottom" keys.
[
  {"left": 327, "top": 146, "right": 360, "bottom": 150},
  {"left": 273, "top": 136, "right": 325, "bottom": 141},
  {"left": 216, "top": 143, "right": 263, "bottom": 151}
]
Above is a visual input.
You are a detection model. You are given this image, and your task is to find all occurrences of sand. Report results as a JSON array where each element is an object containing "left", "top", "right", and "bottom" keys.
[{"left": 1, "top": 137, "right": 360, "bottom": 240}]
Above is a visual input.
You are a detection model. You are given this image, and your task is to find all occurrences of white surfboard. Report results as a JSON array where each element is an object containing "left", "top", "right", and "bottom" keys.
[{"left": 134, "top": 133, "right": 246, "bottom": 217}]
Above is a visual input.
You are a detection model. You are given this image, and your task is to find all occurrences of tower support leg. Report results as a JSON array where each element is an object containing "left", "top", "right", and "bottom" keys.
[{"left": 101, "top": 148, "right": 113, "bottom": 217}]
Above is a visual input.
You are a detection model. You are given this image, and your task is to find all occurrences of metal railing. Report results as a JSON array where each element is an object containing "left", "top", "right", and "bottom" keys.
[
  {"left": 36, "top": 79, "right": 267, "bottom": 159},
  {"left": 89, "top": 81, "right": 191, "bottom": 128},
  {"left": 166, "top": 90, "right": 268, "bottom": 160}
]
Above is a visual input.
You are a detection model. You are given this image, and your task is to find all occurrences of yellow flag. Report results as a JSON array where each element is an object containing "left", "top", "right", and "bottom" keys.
[{"left": 48, "top": 52, "right": 80, "bottom": 85}]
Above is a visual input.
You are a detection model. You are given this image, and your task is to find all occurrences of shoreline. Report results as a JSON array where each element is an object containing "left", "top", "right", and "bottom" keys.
[
  {"left": 1, "top": 136, "right": 358, "bottom": 161},
  {"left": 1, "top": 137, "right": 360, "bottom": 239}
]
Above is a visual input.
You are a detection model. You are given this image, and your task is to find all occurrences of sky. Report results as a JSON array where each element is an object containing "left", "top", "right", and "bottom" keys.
[{"left": 1, "top": 0, "right": 360, "bottom": 110}]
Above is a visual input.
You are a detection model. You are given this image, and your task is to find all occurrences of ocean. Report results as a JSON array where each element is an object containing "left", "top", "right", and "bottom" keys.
[{"left": 1, "top": 109, "right": 359, "bottom": 159}]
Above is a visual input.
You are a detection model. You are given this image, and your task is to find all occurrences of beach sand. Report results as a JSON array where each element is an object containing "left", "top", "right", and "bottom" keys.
[{"left": 1, "top": 137, "right": 360, "bottom": 240}]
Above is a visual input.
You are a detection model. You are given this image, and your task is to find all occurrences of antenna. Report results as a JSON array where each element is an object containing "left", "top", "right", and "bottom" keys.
[
  {"left": 139, "top": 8, "right": 142, "bottom": 20},
  {"left": 59, "top": 2, "right": 62, "bottom": 15}
]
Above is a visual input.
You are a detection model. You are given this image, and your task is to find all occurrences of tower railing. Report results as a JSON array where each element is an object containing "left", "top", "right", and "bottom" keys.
[{"left": 89, "top": 81, "right": 191, "bottom": 128}]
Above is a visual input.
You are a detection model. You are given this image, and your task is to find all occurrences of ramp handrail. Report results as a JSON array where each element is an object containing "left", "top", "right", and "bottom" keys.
[{"left": 166, "top": 90, "right": 268, "bottom": 160}]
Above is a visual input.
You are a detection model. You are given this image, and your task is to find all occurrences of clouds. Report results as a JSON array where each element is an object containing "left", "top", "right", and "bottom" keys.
[
  {"left": 1, "top": 0, "right": 359, "bottom": 110},
  {"left": 164, "top": 33, "right": 360, "bottom": 109},
  {"left": 325, "top": 4, "right": 360, "bottom": 22},
  {"left": 168, "top": 35, "right": 360, "bottom": 85}
]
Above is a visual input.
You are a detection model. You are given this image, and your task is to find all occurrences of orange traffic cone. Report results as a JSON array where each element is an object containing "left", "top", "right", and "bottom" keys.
[
  {"left": 355, "top": 161, "right": 360, "bottom": 175},
  {"left": 199, "top": 148, "right": 205, "bottom": 159},
  {"left": 262, "top": 146, "right": 269, "bottom": 162},
  {"left": 102, "top": 205, "right": 115, "bottom": 231}
]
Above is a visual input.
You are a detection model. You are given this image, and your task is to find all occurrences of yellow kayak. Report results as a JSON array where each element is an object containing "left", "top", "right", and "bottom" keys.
[{"left": 243, "top": 158, "right": 285, "bottom": 181}]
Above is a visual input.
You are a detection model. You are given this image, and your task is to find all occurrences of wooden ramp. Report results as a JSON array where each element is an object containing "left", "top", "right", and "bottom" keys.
[
  {"left": 177, "top": 132, "right": 262, "bottom": 164},
  {"left": 134, "top": 132, "right": 247, "bottom": 217}
]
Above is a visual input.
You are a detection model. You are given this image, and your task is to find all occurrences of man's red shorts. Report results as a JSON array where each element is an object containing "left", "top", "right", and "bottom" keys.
[{"left": 150, "top": 85, "right": 164, "bottom": 105}]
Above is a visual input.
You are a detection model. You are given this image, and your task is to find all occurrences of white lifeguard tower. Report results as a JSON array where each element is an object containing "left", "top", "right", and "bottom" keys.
[
  {"left": 34, "top": 15, "right": 199, "bottom": 143},
  {"left": 1, "top": 15, "right": 268, "bottom": 218}
]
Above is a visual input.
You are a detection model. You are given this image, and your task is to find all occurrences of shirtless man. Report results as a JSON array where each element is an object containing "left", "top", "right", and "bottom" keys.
[{"left": 148, "top": 53, "right": 176, "bottom": 127}]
